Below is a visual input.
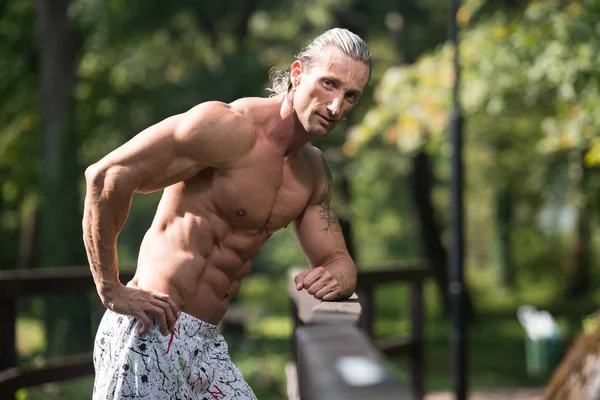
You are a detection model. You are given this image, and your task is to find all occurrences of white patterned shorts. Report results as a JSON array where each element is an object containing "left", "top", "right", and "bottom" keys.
[{"left": 93, "top": 310, "right": 257, "bottom": 400}]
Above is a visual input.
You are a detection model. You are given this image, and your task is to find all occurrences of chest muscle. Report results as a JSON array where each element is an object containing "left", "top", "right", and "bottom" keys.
[{"left": 211, "top": 151, "right": 313, "bottom": 231}]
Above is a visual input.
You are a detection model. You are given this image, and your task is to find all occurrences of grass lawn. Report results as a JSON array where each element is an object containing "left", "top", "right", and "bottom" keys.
[{"left": 13, "top": 271, "right": 597, "bottom": 400}]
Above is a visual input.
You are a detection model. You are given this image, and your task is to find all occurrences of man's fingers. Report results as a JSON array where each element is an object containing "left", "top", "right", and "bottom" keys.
[
  {"left": 151, "top": 292, "right": 180, "bottom": 324},
  {"left": 163, "top": 295, "right": 181, "bottom": 319},
  {"left": 113, "top": 286, "right": 175, "bottom": 335},
  {"left": 322, "top": 291, "right": 340, "bottom": 301},
  {"left": 151, "top": 292, "right": 178, "bottom": 320},
  {"left": 316, "top": 284, "right": 342, "bottom": 301},
  {"left": 147, "top": 305, "right": 169, "bottom": 335},
  {"left": 302, "top": 267, "right": 327, "bottom": 288},
  {"left": 137, "top": 313, "right": 152, "bottom": 334},
  {"left": 151, "top": 299, "right": 176, "bottom": 331},
  {"left": 314, "top": 284, "right": 334, "bottom": 299},
  {"left": 306, "top": 278, "right": 327, "bottom": 296},
  {"left": 294, "top": 270, "right": 311, "bottom": 290}
]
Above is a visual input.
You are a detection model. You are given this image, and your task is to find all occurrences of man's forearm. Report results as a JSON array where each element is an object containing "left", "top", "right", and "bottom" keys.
[
  {"left": 83, "top": 209, "right": 120, "bottom": 299},
  {"left": 83, "top": 165, "right": 134, "bottom": 303}
]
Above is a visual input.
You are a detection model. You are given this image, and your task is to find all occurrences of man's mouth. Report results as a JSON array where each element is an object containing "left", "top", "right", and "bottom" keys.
[{"left": 316, "top": 114, "right": 336, "bottom": 126}]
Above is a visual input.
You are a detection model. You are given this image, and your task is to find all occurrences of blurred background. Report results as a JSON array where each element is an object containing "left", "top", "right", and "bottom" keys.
[{"left": 2, "top": 0, "right": 600, "bottom": 398}]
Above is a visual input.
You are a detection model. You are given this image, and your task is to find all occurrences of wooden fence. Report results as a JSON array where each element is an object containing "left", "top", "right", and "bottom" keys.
[
  {"left": 358, "top": 262, "right": 429, "bottom": 398},
  {"left": 0, "top": 267, "right": 134, "bottom": 400},
  {"left": 0, "top": 262, "right": 430, "bottom": 399}
]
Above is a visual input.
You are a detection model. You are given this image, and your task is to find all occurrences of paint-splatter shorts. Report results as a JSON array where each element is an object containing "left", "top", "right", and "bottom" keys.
[{"left": 93, "top": 309, "right": 257, "bottom": 399}]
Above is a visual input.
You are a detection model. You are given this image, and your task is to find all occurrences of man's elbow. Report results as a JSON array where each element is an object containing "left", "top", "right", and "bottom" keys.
[
  {"left": 346, "top": 275, "right": 358, "bottom": 299},
  {"left": 84, "top": 162, "right": 135, "bottom": 198},
  {"left": 84, "top": 164, "right": 107, "bottom": 202},
  {"left": 84, "top": 163, "right": 102, "bottom": 187},
  {"left": 340, "top": 261, "right": 358, "bottom": 299}
]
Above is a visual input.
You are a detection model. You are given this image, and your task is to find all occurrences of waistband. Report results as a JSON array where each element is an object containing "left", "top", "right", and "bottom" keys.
[
  {"left": 105, "top": 309, "right": 220, "bottom": 340},
  {"left": 174, "top": 311, "right": 219, "bottom": 339}
]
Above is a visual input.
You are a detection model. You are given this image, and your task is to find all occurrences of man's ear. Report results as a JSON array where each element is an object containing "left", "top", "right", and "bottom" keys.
[{"left": 290, "top": 60, "right": 304, "bottom": 89}]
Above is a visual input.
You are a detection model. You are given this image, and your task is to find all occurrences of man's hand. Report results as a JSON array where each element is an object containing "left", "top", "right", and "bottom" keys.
[
  {"left": 102, "top": 280, "right": 180, "bottom": 335},
  {"left": 294, "top": 267, "right": 343, "bottom": 301}
]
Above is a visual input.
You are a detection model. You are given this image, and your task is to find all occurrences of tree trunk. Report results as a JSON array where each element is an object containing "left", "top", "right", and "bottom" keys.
[
  {"left": 35, "top": 0, "right": 91, "bottom": 357},
  {"left": 410, "top": 149, "right": 475, "bottom": 318},
  {"left": 565, "top": 149, "right": 591, "bottom": 298},
  {"left": 17, "top": 192, "right": 39, "bottom": 270},
  {"left": 494, "top": 188, "right": 515, "bottom": 288},
  {"left": 543, "top": 311, "right": 600, "bottom": 399}
]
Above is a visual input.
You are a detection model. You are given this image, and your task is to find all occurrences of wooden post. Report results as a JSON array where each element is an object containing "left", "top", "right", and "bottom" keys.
[
  {"left": 0, "top": 268, "right": 138, "bottom": 395},
  {"left": 358, "top": 286, "right": 374, "bottom": 338},
  {"left": 410, "top": 281, "right": 425, "bottom": 399},
  {"left": 291, "top": 299, "right": 301, "bottom": 364},
  {"left": 0, "top": 297, "right": 17, "bottom": 400},
  {"left": 296, "top": 325, "right": 413, "bottom": 399}
]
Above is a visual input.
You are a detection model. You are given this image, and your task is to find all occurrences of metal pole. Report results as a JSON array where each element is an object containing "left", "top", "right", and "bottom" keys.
[{"left": 448, "top": 0, "right": 467, "bottom": 399}]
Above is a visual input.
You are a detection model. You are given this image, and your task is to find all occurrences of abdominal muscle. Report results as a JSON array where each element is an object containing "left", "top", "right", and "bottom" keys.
[{"left": 132, "top": 199, "right": 263, "bottom": 325}]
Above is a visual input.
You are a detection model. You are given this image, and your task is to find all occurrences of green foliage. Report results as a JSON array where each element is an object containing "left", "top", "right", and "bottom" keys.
[
  {"left": 350, "top": 0, "right": 600, "bottom": 157},
  {"left": 0, "top": 0, "right": 452, "bottom": 272},
  {"left": 0, "top": 1, "right": 41, "bottom": 269},
  {"left": 583, "top": 311, "right": 600, "bottom": 337},
  {"left": 346, "top": 0, "right": 600, "bottom": 284},
  {"left": 348, "top": 146, "right": 422, "bottom": 264}
]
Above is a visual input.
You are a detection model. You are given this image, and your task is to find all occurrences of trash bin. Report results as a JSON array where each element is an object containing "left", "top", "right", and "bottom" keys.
[
  {"left": 524, "top": 332, "right": 563, "bottom": 377},
  {"left": 518, "top": 305, "right": 563, "bottom": 378}
]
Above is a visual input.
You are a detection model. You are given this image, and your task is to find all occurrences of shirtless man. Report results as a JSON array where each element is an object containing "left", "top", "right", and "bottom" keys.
[{"left": 84, "top": 28, "right": 372, "bottom": 399}]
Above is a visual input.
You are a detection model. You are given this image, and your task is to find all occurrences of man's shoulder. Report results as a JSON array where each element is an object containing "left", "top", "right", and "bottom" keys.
[
  {"left": 301, "top": 145, "right": 327, "bottom": 166},
  {"left": 173, "top": 101, "right": 259, "bottom": 164},
  {"left": 298, "top": 146, "right": 334, "bottom": 205},
  {"left": 300, "top": 145, "right": 331, "bottom": 180},
  {"left": 228, "top": 96, "right": 282, "bottom": 126},
  {"left": 184, "top": 101, "right": 248, "bottom": 126},
  {"left": 181, "top": 101, "right": 257, "bottom": 140},
  {"left": 229, "top": 96, "right": 269, "bottom": 113}
]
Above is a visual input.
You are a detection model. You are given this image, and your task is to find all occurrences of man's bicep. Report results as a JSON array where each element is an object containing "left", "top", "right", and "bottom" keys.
[
  {"left": 90, "top": 113, "right": 197, "bottom": 193},
  {"left": 294, "top": 200, "right": 349, "bottom": 269},
  {"left": 92, "top": 102, "right": 248, "bottom": 193}
]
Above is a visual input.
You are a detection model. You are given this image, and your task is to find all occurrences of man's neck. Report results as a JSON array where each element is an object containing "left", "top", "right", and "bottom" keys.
[{"left": 264, "top": 93, "right": 310, "bottom": 157}]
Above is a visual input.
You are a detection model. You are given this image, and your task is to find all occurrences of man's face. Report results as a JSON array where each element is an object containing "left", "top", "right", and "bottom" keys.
[{"left": 290, "top": 47, "right": 370, "bottom": 137}]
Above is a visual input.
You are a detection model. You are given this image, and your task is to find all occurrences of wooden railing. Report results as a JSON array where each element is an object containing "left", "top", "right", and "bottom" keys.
[
  {"left": 288, "top": 262, "right": 430, "bottom": 400},
  {"left": 357, "top": 262, "right": 429, "bottom": 399},
  {"left": 1, "top": 262, "right": 430, "bottom": 399},
  {"left": 0, "top": 267, "right": 134, "bottom": 400},
  {"left": 0, "top": 267, "right": 262, "bottom": 399}
]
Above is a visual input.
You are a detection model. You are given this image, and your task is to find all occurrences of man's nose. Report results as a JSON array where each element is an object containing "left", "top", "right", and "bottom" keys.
[{"left": 327, "top": 96, "right": 343, "bottom": 116}]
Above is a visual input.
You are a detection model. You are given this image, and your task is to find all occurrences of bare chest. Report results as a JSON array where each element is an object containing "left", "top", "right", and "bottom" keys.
[{"left": 210, "top": 147, "right": 313, "bottom": 232}]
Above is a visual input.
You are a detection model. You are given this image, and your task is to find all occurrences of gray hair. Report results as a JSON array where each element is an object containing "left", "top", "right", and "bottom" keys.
[{"left": 268, "top": 28, "right": 372, "bottom": 96}]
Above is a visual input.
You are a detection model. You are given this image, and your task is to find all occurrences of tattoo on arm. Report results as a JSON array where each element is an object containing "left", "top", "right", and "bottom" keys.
[{"left": 317, "top": 153, "right": 342, "bottom": 233}]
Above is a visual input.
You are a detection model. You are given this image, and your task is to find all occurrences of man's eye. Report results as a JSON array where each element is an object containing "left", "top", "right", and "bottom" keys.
[
  {"left": 323, "top": 79, "right": 334, "bottom": 88},
  {"left": 346, "top": 93, "right": 358, "bottom": 103}
]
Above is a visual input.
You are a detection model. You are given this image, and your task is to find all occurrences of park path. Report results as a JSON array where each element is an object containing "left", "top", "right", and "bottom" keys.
[{"left": 425, "top": 388, "right": 544, "bottom": 400}]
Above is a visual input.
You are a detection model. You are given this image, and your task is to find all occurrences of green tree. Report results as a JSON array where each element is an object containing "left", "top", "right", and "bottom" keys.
[
  {"left": 35, "top": 0, "right": 92, "bottom": 356},
  {"left": 348, "top": 0, "right": 600, "bottom": 301},
  {"left": 0, "top": 1, "right": 41, "bottom": 271}
]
